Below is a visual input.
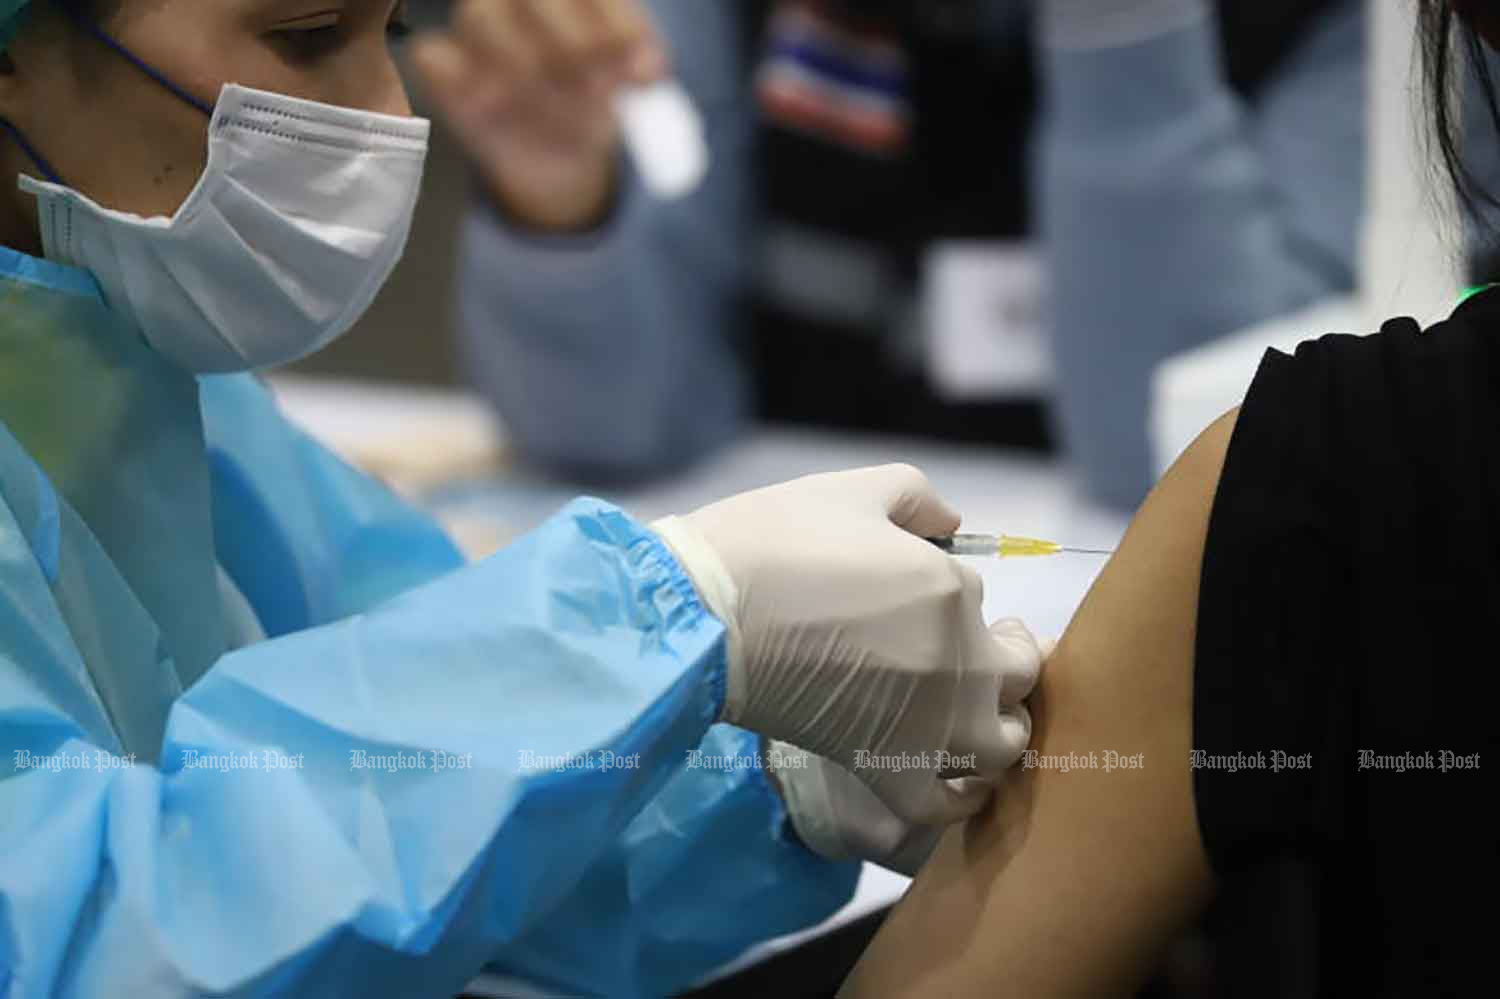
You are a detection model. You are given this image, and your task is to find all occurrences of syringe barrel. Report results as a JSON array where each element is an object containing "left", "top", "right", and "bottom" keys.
[{"left": 928, "top": 534, "right": 999, "bottom": 556}]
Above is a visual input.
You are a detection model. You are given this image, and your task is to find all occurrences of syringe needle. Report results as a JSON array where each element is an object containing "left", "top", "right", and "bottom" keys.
[{"left": 928, "top": 534, "right": 1114, "bottom": 558}]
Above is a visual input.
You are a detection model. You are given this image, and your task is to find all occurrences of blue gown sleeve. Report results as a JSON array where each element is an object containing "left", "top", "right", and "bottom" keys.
[
  {"left": 0, "top": 380, "right": 856, "bottom": 998},
  {"left": 201, "top": 374, "right": 472, "bottom": 635},
  {"left": 454, "top": 0, "right": 754, "bottom": 481},
  {"left": 490, "top": 723, "right": 859, "bottom": 994}
]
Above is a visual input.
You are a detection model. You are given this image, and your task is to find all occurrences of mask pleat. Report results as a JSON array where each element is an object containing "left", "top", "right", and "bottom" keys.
[{"left": 21, "top": 83, "right": 430, "bottom": 374}]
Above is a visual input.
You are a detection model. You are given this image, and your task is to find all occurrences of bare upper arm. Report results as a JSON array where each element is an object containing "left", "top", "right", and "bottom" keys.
[{"left": 842, "top": 409, "right": 1240, "bottom": 998}]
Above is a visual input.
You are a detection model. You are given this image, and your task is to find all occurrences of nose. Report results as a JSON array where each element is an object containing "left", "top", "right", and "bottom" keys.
[
  {"left": 379, "top": 89, "right": 415, "bottom": 119},
  {"left": 375, "top": 60, "right": 414, "bottom": 117},
  {"left": 332, "top": 23, "right": 416, "bottom": 118},
  {"left": 364, "top": 51, "right": 415, "bottom": 118}
]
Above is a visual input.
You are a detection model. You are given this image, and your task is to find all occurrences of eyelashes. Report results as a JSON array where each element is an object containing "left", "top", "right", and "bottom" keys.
[{"left": 270, "top": 7, "right": 411, "bottom": 62}]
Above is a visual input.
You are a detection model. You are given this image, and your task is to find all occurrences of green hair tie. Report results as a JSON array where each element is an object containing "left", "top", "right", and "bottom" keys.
[{"left": 1459, "top": 283, "right": 1496, "bottom": 306}]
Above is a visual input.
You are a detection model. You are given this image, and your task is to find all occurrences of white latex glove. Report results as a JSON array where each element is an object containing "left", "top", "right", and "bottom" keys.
[
  {"left": 652, "top": 465, "right": 1043, "bottom": 825},
  {"left": 769, "top": 623, "right": 1056, "bottom": 876},
  {"left": 766, "top": 740, "right": 949, "bottom": 878}
]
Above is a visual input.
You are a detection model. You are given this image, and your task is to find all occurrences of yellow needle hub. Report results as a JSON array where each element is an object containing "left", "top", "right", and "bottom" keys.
[{"left": 996, "top": 535, "right": 1064, "bottom": 558}]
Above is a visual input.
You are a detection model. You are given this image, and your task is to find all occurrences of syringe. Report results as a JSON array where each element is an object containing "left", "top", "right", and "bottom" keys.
[{"left": 929, "top": 533, "right": 1114, "bottom": 558}]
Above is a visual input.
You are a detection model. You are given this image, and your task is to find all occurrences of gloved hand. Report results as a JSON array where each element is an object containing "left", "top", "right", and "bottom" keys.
[
  {"left": 766, "top": 739, "right": 943, "bottom": 878},
  {"left": 652, "top": 465, "right": 1043, "bottom": 826},
  {"left": 769, "top": 621, "right": 1056, "bottom": 876}
]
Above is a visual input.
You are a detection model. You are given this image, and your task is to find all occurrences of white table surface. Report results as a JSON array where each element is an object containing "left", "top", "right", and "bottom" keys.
[{"left": 269, "top": 376, "right": 1131, "bottom": 994}]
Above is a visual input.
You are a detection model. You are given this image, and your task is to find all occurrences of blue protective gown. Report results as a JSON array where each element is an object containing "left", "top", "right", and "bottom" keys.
[{"left": 0, "top": 246, "right": 857, "bottom": 998}]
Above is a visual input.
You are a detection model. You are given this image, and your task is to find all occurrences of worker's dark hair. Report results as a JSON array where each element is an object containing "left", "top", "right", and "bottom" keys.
[
  {"left": 55, "top": 0, "right": 125, "bottom": 34},
  {"left": 1423, "top": 0, "right": 1500, "bottom": 216},
  {"left": 0, "top": 0, "right": 123, "bottom": 69},
  {"left": 45, "top": 0, "right": 126, "bottom": 83},
  {"left": 53, "top": 0, "right": 121, "bottom": 20}
]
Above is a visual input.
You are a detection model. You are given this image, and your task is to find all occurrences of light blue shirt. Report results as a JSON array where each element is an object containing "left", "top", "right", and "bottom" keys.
[{"left": 458, "top": 0, "right": 1367, "bottom": 508}]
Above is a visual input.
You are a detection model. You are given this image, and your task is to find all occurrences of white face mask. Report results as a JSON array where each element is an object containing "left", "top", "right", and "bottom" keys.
[{"left": 19, "top": 84, "right": 430, "bottom": 374}]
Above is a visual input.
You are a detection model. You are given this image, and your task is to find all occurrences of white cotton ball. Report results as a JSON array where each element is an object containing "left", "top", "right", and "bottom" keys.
[{"left": 616, "top": 80, "right": 709, "bottom": 200}]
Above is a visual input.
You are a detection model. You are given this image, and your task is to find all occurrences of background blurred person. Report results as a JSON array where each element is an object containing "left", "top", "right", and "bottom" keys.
[{"left": 416, "top": 0, "right": 1364, "bottom": 509}]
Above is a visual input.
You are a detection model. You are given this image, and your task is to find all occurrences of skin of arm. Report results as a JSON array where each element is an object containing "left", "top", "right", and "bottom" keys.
[{"left": 842, "top": 410, "right": 1240, "bottom": 998}]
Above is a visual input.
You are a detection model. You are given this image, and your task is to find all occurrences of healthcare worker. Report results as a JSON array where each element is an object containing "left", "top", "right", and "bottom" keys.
[{"left": 0, "top": 2, "right": 1043, "bottom": 997}]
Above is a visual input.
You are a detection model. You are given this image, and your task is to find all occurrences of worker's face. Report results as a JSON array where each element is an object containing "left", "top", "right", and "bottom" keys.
[{"left": 0, "top": 0, "right": 412, "bottom": 221}]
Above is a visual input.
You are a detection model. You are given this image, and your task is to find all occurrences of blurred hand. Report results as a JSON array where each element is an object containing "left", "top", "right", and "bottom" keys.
[{"left": 411, "top": 0, "right": 669, "bottom": 232}]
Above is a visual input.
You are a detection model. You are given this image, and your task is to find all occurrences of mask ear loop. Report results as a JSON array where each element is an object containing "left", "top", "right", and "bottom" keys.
[
  {"left": 49, "top": 0, "right": 213, "bottom": 116},
  {"left": 0, "top": 3, "right": 215, "bottom": 187},
  {"left": 0, "top": 116, "right": 64, "bottom": 183}
]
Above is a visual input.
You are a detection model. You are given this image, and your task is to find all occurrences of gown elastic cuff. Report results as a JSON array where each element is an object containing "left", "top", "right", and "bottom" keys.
[
  {"left": 649, "top": 515, "right": 743, "bottom": 721},
  {"left": 1038, "top": 0, "right": 1208, "bottom": 52}
]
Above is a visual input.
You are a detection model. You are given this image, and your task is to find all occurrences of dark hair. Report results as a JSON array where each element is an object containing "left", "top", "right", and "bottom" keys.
[
  {"left": 1423, "top": 0, "right": 1500, "bottom": 217},
  {"left": 36, "top": 0, "right": 126, "bottom": 84},
  {"left": 1, "top": 0, "right": 120, "bottom": 58}
]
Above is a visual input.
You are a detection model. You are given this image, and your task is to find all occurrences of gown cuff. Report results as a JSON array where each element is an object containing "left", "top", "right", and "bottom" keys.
[{"left": 1038, "top": 0, "right": 1208, "bottom": 51}]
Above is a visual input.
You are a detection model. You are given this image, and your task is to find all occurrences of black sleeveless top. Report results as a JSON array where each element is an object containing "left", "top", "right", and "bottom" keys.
[{"left": 1194, "top": 289, "right": 1498, "bottom": 996}]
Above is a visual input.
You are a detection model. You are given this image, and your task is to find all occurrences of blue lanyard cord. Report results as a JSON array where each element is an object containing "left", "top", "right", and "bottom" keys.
[
  {"left": 0, "top": 116, "right": 63, "bottom": 184},
  {"left": 50, "top": 0, "right": 214, "bottom": 117}
]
